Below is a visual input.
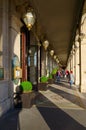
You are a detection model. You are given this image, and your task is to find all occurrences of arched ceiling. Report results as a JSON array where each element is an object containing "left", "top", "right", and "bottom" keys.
[{"left": 15, "top": 0, "right": 84, "bottom": 67}]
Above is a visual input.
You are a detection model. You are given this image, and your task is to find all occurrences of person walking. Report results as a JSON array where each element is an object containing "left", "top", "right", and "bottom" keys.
[
  {"left": 56, "top": 70, "right": 61, "bottom": 82},
  {"left": 66, "top": 70, "right": 70, "bottom": 82},
  {"left": 69, "top": 70, "right": 74, "bottom": 87}
]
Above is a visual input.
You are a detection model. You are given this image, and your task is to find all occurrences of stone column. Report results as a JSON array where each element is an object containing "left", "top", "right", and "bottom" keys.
[
  {"left": 66, "top": 60, "right": 70, "bottom": 71},
  {"left": 0, "top": 0, "right": 13, "bottom": 116},
  {"left": 49, "top": 56, "right": 53, "bottom": 74},
  {"left": 80, "top": 40, "right": 86, "bottom": 92},
  {"left": 41, "top": 47, "right": 46, "bottom": 76},
  {"left": 75, "top": 41, "right": 80, "bottom": 87},
  {"left": 80, "top": 5, "right": 86, "bottom": 92}
]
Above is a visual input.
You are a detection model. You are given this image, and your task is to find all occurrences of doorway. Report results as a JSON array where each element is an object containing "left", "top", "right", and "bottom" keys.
[{"left": 21, "top": 26, "right": 38, "bottom": 84}]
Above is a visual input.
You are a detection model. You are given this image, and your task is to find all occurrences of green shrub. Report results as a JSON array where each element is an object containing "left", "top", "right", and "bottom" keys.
[
  {"left": 48, "top": 74, "right": 53, "bottom": 79},
  {"left": 20, "top": 81, "right": 32, "bottom": 92},
  {"left": 40, "top": 76, "right": 48, "bottom": 83},
  {"left": 52, "top": 67, "right": 58, "bottom": 75}
]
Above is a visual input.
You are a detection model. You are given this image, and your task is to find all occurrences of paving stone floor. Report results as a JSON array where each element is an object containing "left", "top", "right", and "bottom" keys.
[{"left": 0, "top": 82, "right": 86, "bottom": 130}]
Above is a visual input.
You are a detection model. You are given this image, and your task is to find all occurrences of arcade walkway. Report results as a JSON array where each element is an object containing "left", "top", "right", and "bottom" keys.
[{"left": 0, "top": 82, "right": 86, "bottom": 130}]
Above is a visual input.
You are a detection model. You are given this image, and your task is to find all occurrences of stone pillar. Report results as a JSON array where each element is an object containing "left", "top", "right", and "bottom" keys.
[
  {"left": 66, "top": 61, "right": 70, "bottom": 71},
  {"left": 80, "top": 5, "right": 86, "bottom": 92},
  {"left": 41, "top": 47, "right": 46, "bottom": 76},
  {"left": 0, "top": 0, "right": 13, "bottom": 116},
  {"left": 72, "top": 48, "right": 75, "bottom": 75},
  {"left": 49, "top": 56, "right": 53, "bottom": 74},
  {"left": 70, "top": 56, "right": 73, "bottom": 71},
  {"left": 73, "top": 51, "right": 76, "bottom": 83},
  {"left": 47, "top": 51, "right": 50, "bottom": 76},
  {"left": 80, "top": 41, "right": 86, "bottom": 92},
  {"left": 75, "top": 41, "right": 80, "bottom": 86}
]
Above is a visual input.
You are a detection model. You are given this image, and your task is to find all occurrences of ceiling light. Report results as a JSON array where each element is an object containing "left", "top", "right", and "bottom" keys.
[
  {"left": 54, "top": 55, "right": 57, "bottom": 59},
  {"left": 42, "top": 40, "right": 49, "bottom": 50},
  {"left": 50, "top": 50, "right": 54, "bottom": 56},
  {"left": 23, "top": 7, "right": 36, "bottom": 30}
]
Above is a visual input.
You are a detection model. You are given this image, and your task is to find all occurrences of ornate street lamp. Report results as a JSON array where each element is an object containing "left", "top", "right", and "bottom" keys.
[
  {"left": 54, "top": 55, "right": 57, "bottom": 59},
  {"left": 42, "top": 40, "right": 49, "bottom": 50},
  {"left": 56, "top": 58, "right": 59, "bottom": 63},
  {"left": 50, "top": 50, "right": 54, "bottom": 56},
  {"left": 23, "top": 7, "right": 36, "bottom": 30},
  {"left": 28, "top": 49, "right": 32, "bottom": 54}
]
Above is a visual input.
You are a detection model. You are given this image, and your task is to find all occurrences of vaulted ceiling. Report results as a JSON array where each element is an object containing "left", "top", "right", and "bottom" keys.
[{"left": 15, "top": 0, "right": 84, "bottom": 67}]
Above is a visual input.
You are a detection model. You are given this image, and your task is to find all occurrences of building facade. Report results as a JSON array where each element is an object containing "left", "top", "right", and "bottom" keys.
[
  {"left": 0, "top": 0, "right": 86, "bottom": 116},
  {"left": 0, "top": 0, "right": 58, "bottom": 116}
]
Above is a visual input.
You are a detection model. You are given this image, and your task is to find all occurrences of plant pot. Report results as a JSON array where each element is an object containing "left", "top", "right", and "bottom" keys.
[
  {"left": 38, "top": 82, "right": 48, "bottom": 91},
  {"left": 21, "top": 91, "right": 37, "bottom": 108},
  {"left": 48, "top": 78, "right": 54, "bottom": 84}
]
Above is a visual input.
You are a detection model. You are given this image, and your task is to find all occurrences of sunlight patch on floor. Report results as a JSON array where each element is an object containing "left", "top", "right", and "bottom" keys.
[{"left": 40, "top": 90, "right": 86, "bottom": 127}]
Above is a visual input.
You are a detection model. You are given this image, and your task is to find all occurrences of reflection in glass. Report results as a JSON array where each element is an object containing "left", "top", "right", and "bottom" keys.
[{"left": 34, "top": 52, "right": 37, "bottom": 67}]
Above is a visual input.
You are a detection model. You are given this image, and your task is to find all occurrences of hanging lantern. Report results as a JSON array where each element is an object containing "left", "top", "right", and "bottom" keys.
[
  {"left": 42, "top": 40, "right": 49, "bottom": 50},
  {"left": 50, "top": 50, "right": 54, "bottom": 56},
  {"left": 28, "top": 49, "right": 32, "bottom": 54},
  {"left": 54, "top": 55, "right": 57, "bottom": 59},
  {"left": 56, "top": 58, "right": 59, "bottom": 63},
  {"left": 23, "top": 8, "right": 36, "bottom": 30}
]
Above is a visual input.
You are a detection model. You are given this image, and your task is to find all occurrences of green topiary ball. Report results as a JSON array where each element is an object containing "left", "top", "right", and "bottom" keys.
[
  {"left": 52, "top": 67, "right": 58, "bottom": 75},
  {"left": 40, "top": 76, "right": 48, "bottom": 83},
  {"left": 20, "top": 81, "right": 32, "bottom": 92}
]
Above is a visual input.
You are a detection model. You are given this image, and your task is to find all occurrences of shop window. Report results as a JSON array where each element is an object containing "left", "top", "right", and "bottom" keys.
[{"left": 0, "top": 42, "right": 3, "bottom": 67}]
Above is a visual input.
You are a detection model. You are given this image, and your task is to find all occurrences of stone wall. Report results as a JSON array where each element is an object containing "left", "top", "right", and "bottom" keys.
[{"left": 0, "top": 0, "right": 22, "bottom": 116}]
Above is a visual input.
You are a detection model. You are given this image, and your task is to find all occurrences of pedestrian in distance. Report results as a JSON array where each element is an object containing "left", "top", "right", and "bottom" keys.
[{"left": 69, "top": 70, "right": 74, "bottom": 87}]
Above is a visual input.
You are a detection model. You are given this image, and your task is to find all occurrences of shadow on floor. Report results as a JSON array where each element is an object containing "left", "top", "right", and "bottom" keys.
[
  {"left": 0, "top": 92, "right": 86, "bottom": 130},
  {"left": 35, "top": 93, "right": 86, "bottom": 130},
  {"left": 55, "top": 81, "right": 71, "bottom": 89},
  {"left": 37, "top": 106, "right": 86, "bottom": 130},
  {"left": 48, "top": 84, "right": 86, "bottom": 109},
  {"left": 0, "top": 108, "right": 22, "bottom": 130}
]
